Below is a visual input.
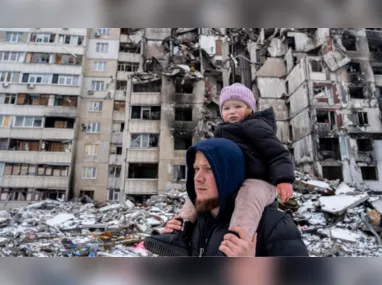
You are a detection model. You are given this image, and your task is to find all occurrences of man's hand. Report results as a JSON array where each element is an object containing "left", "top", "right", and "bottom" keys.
[
  {"left": 219, "top": 226, "right": 257, "bottom": 257},
  {"left": 160, "top": 215, "right": 182, "bottom": 234},
  {"left": 277, "top": 183, "right": 293, "bottom": 203}
]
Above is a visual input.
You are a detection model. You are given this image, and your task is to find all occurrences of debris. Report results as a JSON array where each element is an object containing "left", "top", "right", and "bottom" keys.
[
  {"left": 319, "top": 193, "right": 369, "bottom": 215},
  {"left": 330, "top": 228, "right": 359, "bottom": 243},
  {"left": 45, "top": 213, "right": 75, "bottom": 227}
]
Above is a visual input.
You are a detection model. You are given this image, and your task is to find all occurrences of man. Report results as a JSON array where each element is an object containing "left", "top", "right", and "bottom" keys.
[{"left": 144, "top": 138, "right": 309, "bottom": 256}]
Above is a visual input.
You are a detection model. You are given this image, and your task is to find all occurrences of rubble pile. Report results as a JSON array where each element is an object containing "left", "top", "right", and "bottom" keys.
[
  {"left": 291, "top": 171, "right": 382, "bottom": 257},
  {"left": 0, "top": 190, "right": 187, "bottom": 257}
]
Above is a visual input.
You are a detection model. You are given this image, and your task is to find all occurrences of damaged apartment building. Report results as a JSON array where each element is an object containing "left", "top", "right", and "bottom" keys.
[{"left": 1, "top": 28, "right": 382, "bottom": 209}]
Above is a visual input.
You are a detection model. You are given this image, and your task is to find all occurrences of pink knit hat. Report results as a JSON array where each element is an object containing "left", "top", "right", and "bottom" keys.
[{"left": 219, "top": 83, "right": 256, "bottom": 115}]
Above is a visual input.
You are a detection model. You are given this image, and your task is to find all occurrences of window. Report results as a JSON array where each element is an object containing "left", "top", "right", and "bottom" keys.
[
  {"left": 13, "top": 116, "right": 43, "bottom": 128},
  {"left": 31, "top": 53, "right": 50, "bottom": 64},
  {"left": 91, "top": 81, "right": 105, "bottom": 91},
  {"left": 97, "top": 28, "right": 111, "bottom": 35},
  {"left": 372, "top": 66, "right": 382, "bottom": 75},
  {"left": 85, "top": 144, "right": 99, "bottom": 156},
  {"left": 357, "top": 139, "right": 373, "bottom": 152},
  {"left": 0, "top": 139, "right": 8, "bottom": 150},
  {"left": 322, "top": 166, "right": 343, "bottom": 181},
  {"left": 120, "top": 43, "right": 141, "bottom": 53},
  {"left": 55, "top": 54, "right": 82, "bottom": 65},
  {"left": 356, "top": 112, "right": 369, "bottom": 126},
  {"left": 349, "top": 87, "right": 364, "bottom": 99},
  {"left": 116, "top": 80, "right": 127, "bottom": 90},
  {"left": 112, "top": 121, "right": 125, "bottom": 132},
  {"left": 0, "top": 72, "right": 16, "bottom": 83},
  {"left": 110, "top": 144, "right": 123, "bottom": 155},
  {"left": 0, "top": 115, "right": 9, "bottom": 127},
  {"left": 36, "top": 165, "right": 68, "bottom": 177},
  {"left": 131, "top": 134, "right": 159, "bottom": 148},
  {"left": 109, "top": 166, "right": 121, "bottom": 178},
  {"left": 173, "top": 165, "right": 186, "bottom": 181},
  {"left": 174, "top": 136, "right": 192, "bottom": 150},
  {"left": 56, "top": 75, "right": 79, "bottom": 86},
  {"left": 311, "top": 61, "right": 324, "bottom": 72},
  {"left": 54, "top": 95, "right": 77, "bottom": 107},
  {"left": 128, "top": 163, "right": 158, "bottom": 179},
  {"left": 133, "top": 80, "right": 162, "bottom": 92},
  {"left": 0, "top": 52, "right": 24, "bottom": 62},
  {"left": 58, "top": 34, "right": 83, "bottom": 46},
  {"left": 342, "top": 31, "right": 357, "bottom": 51},
  {"left": 319, "top": 138, "right": 341, "bottom": 160},
  {"left": 88, "top": 101, "right": 103, "bottom": 112},
  {"left": 96, "top": 43, "right": 109, "bottom": 53},
  {"left": 361, "top": 166, "right": 378, "bottom": 181},
  {"left": 87, "top": 122, "right": 101, "bottom": 133},
  {"left": 93, "top": 61, "right": 107, "bottom": 72},
  {"left": 175, "top": 107, "right": 193, "bottom": 121},
  {"left": 6, "top": 32, "right": 22, "bottom": 43},
  {"left": 118, "top": 62, "right": 139, "bottom": 72},
  {"left": 130, "top": 106, "right": 161, "bottom": 120},
  {"left": 3, "top": 94, "right": 17, "bottom": 104},
  {"left": 30, "top": 33, "right": 55, "bottom": 43},
  {"left": 79, "top": 190, "right": 95, "bottom": 199},
  {"left": 175, "top": 78, "right": 194, "bottom": 94},
  {"left": 347, "top": 62, "right": 361, "bottom": 73},
  {"left": 113, "top": 101, "right": 125, "bottom": 111},
  {"left": 21, "top": 73, "right": 51, "bottom": 84},
  {"left": 82, "top": 167, "right": 97, "bottom": 179},
  {"left": 107, "top": 189, "right": 120, "bottom": 201}
]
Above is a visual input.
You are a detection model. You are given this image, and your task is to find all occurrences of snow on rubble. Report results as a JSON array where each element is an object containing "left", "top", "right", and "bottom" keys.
[
  {"left": 0, "top": 190, "right": 187, "bottom": 257},
  {"left": 1, "top": 172, "right": 382, "bottom": 257}
]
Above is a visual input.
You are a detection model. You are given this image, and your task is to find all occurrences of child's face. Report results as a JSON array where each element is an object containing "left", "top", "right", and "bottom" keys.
[{"left": 222, "top": 100, "right": 248, "bottom": 123}]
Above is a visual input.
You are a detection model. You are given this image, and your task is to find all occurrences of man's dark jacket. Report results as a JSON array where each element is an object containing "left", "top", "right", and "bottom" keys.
[
  {"left": 185, "top": 138, "right": 309, "bottom": 257},
  {"left": 214, "top": 107, "right": 295, "bottom": 186}
]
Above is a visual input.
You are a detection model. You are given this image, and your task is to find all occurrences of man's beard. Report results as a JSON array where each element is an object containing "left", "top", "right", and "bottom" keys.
[{"left": 195, "top": 197, "right": 219, "bottom": 213}]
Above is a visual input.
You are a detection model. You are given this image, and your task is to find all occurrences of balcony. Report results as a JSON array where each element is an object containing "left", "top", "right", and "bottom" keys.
[
  {"left": 9, "top": 128, "right": 43, "bottom": 139},
  {"left": 127, "top": 149, "right": 159, "bottom": 163},
  {"left": 42, "top": 128, "right": 74, "bottom": 140},
  {"left": 173, "top": 150, "right": 187, "bottom": 159},
  {"left": 0, "top": 105, "right": 77, "bottom": 117},
  {"left": 114, "top": 90, "right": 126, "bottom": 101},
  {"left": 0, "top": 151, "right": 39, "bottom": 163},
  {"left": 117, "top": 71, "right": 134, "bottom": 81},
  {"left": 0, "top": 128, "right": 10, "bottom": 138},
  {"left": 113, "top": 111, "right": 125, "bottom": 121},
  {"left": 0, "top": 62, "right": 82, "bottom": 76},
  {"left": 118, "top": 52, "right": 141, "bottom": 63},
  {"left": 131, "top": 93, "right": 161, "bottom": 105},
  {"left": 0, "top": 176, "right": 68, "bottom": 188},
  {"left": 0, "top": 43, "right": 85, "bottom": 56},
  {"left": 129, "top": 120, "right": 160, "bottom": 133},
  {"left": 38, "top": 151, "right": 72, "bottom": 164},
  {"left": 0, "top": 83, "right": 81, "bottom": 96},
  {"left": 111, "top": 132, "right": 123, "bottom": 144},
  {"left": 107, "top": 177, "right": 121, "bottom": 189},
  {"left": 125, "top": 179, "right": 158, "bottom": 195},
  {"left": 109, "top": 154, "right": 123, "bottom": 165}
]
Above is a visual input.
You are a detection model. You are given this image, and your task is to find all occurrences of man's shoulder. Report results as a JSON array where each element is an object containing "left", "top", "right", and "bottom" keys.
[{"left": 259, "top": 206, "right": 298, "bottom": 239}]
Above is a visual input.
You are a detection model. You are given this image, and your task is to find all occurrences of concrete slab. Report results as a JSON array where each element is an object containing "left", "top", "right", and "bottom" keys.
[{"left": 319, "top": 194, "right": 369, "bottom": 215}]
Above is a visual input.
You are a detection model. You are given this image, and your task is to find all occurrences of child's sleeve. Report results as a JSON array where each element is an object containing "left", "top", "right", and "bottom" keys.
[{"left": 244, "top": 121, "right": 295, "bottom": 186}]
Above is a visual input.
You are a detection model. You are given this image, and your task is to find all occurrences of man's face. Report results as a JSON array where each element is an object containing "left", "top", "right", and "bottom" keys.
[{"left": 193, "top": 151, "right": 219, "bottom": 212}]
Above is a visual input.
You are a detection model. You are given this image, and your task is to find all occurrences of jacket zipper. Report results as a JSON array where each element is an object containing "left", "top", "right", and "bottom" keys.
[{"left": 199, "top": 225, "right": 217, "bottom": 257}]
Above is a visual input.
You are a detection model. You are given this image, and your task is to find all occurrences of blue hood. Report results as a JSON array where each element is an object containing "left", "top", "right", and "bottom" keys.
[{"left": 186, "top": 138, "right": 246, "bottom": 219}]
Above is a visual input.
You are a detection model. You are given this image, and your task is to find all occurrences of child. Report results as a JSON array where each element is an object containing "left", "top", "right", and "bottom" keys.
[{"left": 178, "top": 83, "right": 295, "bottom": 241}]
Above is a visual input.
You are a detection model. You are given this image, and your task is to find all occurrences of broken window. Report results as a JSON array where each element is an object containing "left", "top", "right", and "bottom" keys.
[
  {"left": 174, "top": 135, "right": 192, "bottom": 150},
  {"left": 107, "top": 189, "right": 120, "bottom": 201},
  {"left": 54, "top": 95, "right": 77, "bottom": 107},
  {"left": 347, "top": 62, "right": 361, "bottom": 74},
  {"left": 355, "top": 112, "right": 369, "bottom": 126},
  {"left": 349, "top": 87, "right": 364, "bottom": 99},
  {"left": 216, "top": 80, "right": 223, "bottom": 96},
  {"left": 361, "top": 166, "right": 378, "bottom": 181},
  {"left": 113, "top": 101, "right": 125, "bottom": 111},
  {"left": 37, "top": 165, "right": 69, "bottom": 176},
  {"left": 37, "top": 189, "right": 65, "bottom": 200},
  {"left": 133, "top": 80, "right": 161, "bottom": 92},
  {"left": 311, "top": 61, "right": 324, "bottom": 72},
  {"left": 82, "top": 167, "right": 97, "bottom": 179},
  {"left": 342, "top": 32, "right": 357, "bottom": 51},
  {"left": 44, "top": 117, "right": 74, "bottom": 129},
  {"left": 79, "top": 190, "right": 94, "bottom": 199},
  {"left": 55, "top": 54, "right": 82, "bottom": 65},
  {"left": 372, "top": 66, "right": 382, "bottom": 75},
  {"left": 173, "top": 165, "right": 186, "bottom": 181},
  {"left": 322, "top": 166, "right": 343, "bottom": 181},
  {"left": 175, "top": 78, "right": 193, "bottom": 94},
  {"left": 319, "top": 138, "right": 340, "bottom": 160},
  {"left": 87, "top": 122, "right": 101, "bottom": 133},
  {"left": 58, "top": 34, "right": 83, "bottom": 46},
  {"left": 30, "top": 53, "right": 50, "bottom": 64},
  {"left": 4, "top": 94, "right": 17, "bottom": 104},
  {"left": 357, "top": 139, "right": 373, "bottom": 152},
  {"left": 110, "top": 144, "right": 123, "bottom": 155},
  {"left": 16, "top": 94, "right": 49, "bottom": 106},
  {"left": 0, "top": 138, "right": 8, "bottom": 150},
  {"left": 30, "top": 33, "right": 55, "bottom": 43},
  {"left": 88, "top": 101, "right": 103, "bottom": 112},
  {"left": 175, "top": 107, "right": 192, "bottom": 121},
  {"left": 41, "top": 140, "right": 68, "bottom": 152},
  {"left": 368, "top": 40, "right": 382, "bottom": 52},
  {"left": 128, "top": 163, "right": 158, "bottom": 179},
  {"left": 118, "top": 62, "right": 139, "bottom": 72},
  {"left": 85, "top": 144, "right": 99, "bottom": 156},
  {"left": 130, "top": 106, "right": 160, "bottom": 120},
  {"left": 8, "top": 139, "right": 40, "bottom": 151},
  {"left": 130, "top": 134, "right": 159, "bottom": 148},
  {"left": 316, "top": 110, "right": 336, "bottom": 130},
  {"left": 109, "top": 166, "right": 121, "bottom": 178},
  {"left": 120, "top": 43, "right": 141, "bottom": 54},
  {"left": 112, "top": 121, "right": 124, "bottom": 132},
  {"left": 377, "top": 87, "right": 382, "bottom": 97},
  {"left": 13, "top": 116, "right": 43, "bottom": 128},
  {"left": 116, "top": 80, "right": 127, "bottom": 90}
]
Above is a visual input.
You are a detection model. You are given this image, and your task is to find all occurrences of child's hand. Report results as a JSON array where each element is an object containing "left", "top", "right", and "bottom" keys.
[{"left": 277, "top": 183, "right": 293, "bottom": 203}]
